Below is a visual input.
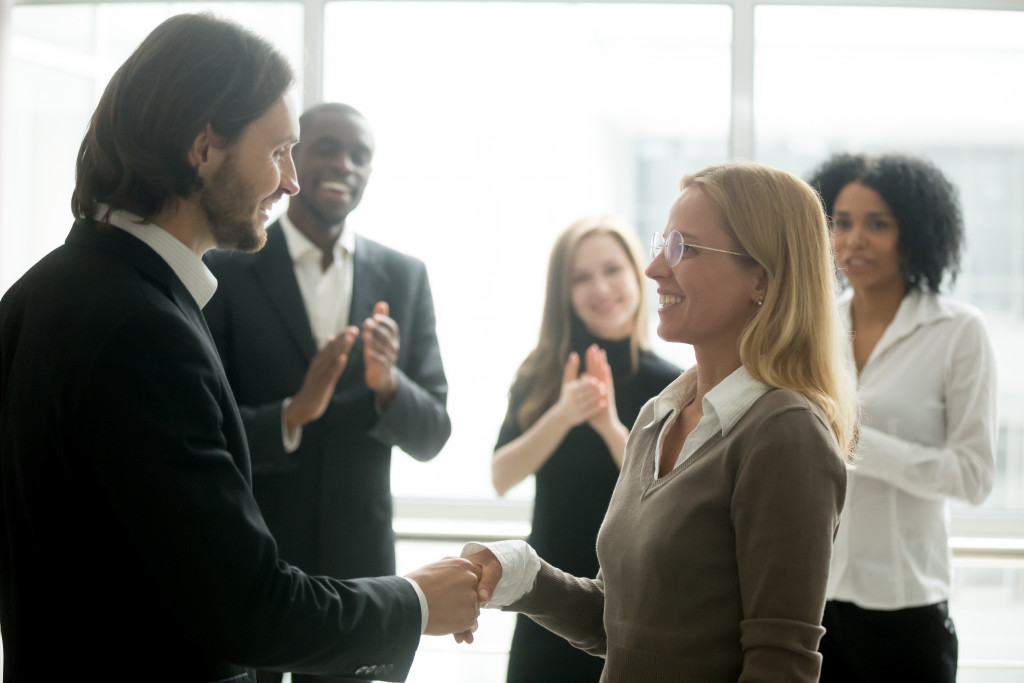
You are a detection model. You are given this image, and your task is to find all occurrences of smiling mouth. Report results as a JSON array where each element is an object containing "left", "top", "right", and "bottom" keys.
[{"left": 321, "top": 181, "right": 352, "bottom": 194}]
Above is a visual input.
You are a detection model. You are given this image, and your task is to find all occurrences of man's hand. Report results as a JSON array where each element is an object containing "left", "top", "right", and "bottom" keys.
[
  {"left": 406, "top": 557, "right": 483, "bottom": 639},
  {"left": 284, "top": 326, "right": 359, "bottom": 432},
  {"left": 363, "top": 301, "right": 400, "bottom": 407},
  {"left": 452, "top": 547, "right": 503, "bottom": 644}
]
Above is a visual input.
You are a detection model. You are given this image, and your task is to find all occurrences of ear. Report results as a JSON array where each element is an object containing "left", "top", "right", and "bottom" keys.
[
  {"left": 187, "top": 124, "right": 225, "bottom": 178},
  {"left": 751, "top": 265, "right": 768, "bottom": 306}
]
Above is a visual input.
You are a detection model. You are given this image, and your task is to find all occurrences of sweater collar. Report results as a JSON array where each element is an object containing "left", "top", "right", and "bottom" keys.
[{"left": 648, "top": 365, "right": 770, "bottom": 437}]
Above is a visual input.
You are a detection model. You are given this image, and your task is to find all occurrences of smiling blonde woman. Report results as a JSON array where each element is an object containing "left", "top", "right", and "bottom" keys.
[{"left": 465, "top": 161, "right": 857, "bottom": 683}]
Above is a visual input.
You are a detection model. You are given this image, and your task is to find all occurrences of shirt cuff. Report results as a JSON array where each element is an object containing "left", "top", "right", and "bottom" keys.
[
  {"left": 281, "top": 398, "right": 302, "bottom": 453},
  {"left": 401, "top": 576, "right": 429, "bottom": 634},
  {"left": 461, "top": 540, "right": 540, "bottom": 608}
]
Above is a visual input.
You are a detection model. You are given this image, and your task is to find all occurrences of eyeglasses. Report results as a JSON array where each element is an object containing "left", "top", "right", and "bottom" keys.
[{"left": 650, "top": 231, "right": 748, "bottom": 267}]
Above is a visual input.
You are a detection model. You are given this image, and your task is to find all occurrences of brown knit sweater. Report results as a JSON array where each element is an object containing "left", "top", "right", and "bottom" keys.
[{"left": 509, "top": 387, "right": 847, "bottom": 682}]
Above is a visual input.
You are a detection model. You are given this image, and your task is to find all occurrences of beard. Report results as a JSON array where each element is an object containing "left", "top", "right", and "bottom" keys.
[{"left": 200, "top": 152, "right": 269, "bottom": 253}]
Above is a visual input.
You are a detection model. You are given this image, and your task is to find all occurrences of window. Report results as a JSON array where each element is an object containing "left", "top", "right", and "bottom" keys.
[{"left": 320, "top": 1, "right": 731, "bottom": 501}]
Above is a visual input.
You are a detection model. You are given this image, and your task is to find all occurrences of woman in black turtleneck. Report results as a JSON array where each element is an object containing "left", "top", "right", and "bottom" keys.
[{"left": 491, "top": 215, "right": 680, "bottom": 683}]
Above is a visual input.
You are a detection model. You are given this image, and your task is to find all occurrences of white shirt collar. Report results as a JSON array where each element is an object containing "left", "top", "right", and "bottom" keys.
[
  {"left": 651, "top": 364, "right": 770, "bottom": 437},
  {"left": 279, "top": 212, "right": 356, "bottom": 264},
  {"left": 99, "top": 206, "right": 218, "bottom": 309},
  {"left": 839, "top": 289, "right": 954, "bottom": 361}
]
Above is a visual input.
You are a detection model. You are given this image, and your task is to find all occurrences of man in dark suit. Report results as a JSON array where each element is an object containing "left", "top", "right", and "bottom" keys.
[
  {"left": 204, "top": 103, "right": 452, "bottom": 683},
  {"left": 0, "top": 15, "right": 482, "bottom": 682}
]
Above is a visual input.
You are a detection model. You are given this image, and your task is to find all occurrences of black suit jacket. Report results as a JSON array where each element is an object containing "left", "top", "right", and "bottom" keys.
[
  {"left": 0, "top": 222, "right": 421, "bottom": 682},
  {"left": 203, "top": 223, "right": 450, "bottom": 579}
]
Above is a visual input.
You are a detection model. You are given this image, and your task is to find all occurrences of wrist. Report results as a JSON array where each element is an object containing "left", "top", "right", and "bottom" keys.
[
  {"left": 373, "top": 370, "right": 400, "bottom": 410},
  {"left": 284, "top": 397, "right": 305, "bottom": 432}
]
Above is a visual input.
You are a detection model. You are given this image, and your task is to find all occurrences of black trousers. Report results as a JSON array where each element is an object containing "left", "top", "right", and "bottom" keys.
[{"left": 819, "top": 599, "right": 959, "bottom": 683}]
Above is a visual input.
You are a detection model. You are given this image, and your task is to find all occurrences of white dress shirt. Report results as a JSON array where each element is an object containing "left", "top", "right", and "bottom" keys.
[
  {"left": 470, "top": 365, "right": 771, "bottom": 607},
  {"left": 827, "top": 290, "right": 997, "bottom": 609},
  {"left": 278, "top": 213, "right": 355, "bottom": 350}
]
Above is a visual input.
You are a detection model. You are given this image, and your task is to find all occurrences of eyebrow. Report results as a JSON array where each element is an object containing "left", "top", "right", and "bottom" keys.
[{"left": 834, "top": 210, "right": 893, "bottom": 218}]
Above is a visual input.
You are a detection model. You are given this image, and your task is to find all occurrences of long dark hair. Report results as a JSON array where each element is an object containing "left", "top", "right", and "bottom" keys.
[
  {"left": 72, "top": 13, "right": 294, "bottom": 224},
  {"left": 512, "top": 215, "right": 650, "bottom": 430}
]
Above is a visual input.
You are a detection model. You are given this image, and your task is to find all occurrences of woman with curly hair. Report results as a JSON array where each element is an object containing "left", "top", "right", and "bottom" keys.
[
  {"left": 463, "top": 161, "right": 856, "bottom": 682},
  {"left": 807, "top": 153, "right": 998, "bottom": 682}
]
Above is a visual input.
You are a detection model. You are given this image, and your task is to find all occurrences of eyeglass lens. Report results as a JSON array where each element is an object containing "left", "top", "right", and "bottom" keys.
[{"left": 651, "top": 231, "right": 684, "bottom": 266}]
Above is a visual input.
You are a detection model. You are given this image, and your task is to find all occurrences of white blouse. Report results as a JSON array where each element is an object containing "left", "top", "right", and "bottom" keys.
[{"left": 827, "top": 290, "right": 998, "bottom": 609}]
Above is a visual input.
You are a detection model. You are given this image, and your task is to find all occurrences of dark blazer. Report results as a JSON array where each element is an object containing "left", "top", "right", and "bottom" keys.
[
  {"left": 203, "top": 222, "right": 450, "bottom": 579},
  {"left": 0, "top": 222, "right": 421, "bottom": 682}
]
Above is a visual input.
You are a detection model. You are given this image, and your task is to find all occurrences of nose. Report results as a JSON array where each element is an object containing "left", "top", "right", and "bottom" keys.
[
  {"left": 645, "top": 251, "right": 666, "bottom": 281},
  {"left": 281, "top": 150, "right": 300, "bottom": 196}
]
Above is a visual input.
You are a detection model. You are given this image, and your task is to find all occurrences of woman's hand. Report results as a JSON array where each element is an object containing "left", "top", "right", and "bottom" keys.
[
  {"left": 584, "top": 345, "right": 620, "bottom": 433},
  {"left": 584, "top": 344, "right": 629, "bottom": 467},
  {"left": 555, "top": 351, "right": 607, "bottom": 427}
]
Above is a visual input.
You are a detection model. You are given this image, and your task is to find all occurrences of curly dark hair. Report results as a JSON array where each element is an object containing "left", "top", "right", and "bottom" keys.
[{"left": 806, "top": 153, "right": 963, "bottom": 293}]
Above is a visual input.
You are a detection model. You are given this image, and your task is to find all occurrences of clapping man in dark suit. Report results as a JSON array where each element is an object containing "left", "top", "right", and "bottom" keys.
[
  {"left": 204, "top": 103, "right": 452, "bottom": 683},
  {"left": 0, "top": 15, "right": 482, "bottom": 682}
]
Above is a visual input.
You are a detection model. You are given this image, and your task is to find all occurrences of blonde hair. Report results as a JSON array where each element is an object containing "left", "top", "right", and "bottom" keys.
[
  {"left": 683, "top": 161, "right": 857, "bottom": 459},
  {"left": 514, "top": 215, "right": 650, "bottom": 430}
]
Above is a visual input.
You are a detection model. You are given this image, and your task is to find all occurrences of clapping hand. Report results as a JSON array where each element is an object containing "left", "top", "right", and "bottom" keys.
[
  {"left": 363, "top": 301, "right": 400, "bottom": 407},
  {"left": 555, "top": 350, "right": 608, "bottom": 427},
  {"left": 584, "top": 344, "right": 621, "bottom": 435},
  {"left": 285, "top": 326, "right": 360, "bottom": 432}
]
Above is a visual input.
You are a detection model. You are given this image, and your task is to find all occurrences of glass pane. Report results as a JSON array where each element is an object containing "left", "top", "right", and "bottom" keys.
[
  {"left": 322, "top": 1, "right": 731, "bottom": 501},
  {"left": 754, "top": 6, "right": 1024, "bottom": 515},
  {"left": 0, "top": 3, "right": 304, "bottom": 292},
  {"left": 952, "top": 560, "right": 1024, "bottom": 671}
]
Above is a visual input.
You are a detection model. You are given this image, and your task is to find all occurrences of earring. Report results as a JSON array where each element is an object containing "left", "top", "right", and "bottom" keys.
[{"left": 756, "top": 296, "right": 764, "bottom": 307}]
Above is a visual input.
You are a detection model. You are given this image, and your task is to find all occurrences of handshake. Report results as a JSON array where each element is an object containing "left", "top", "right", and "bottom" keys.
[{"left": 404, "top": 548, "right": 502, "bottom": 644}]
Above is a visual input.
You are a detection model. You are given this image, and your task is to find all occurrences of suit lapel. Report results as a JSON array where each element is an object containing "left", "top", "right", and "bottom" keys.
[
  {"left": 253, "top": 223, "right": 318, "bottom": 360},
  {"left": 349, "top": 235, "right": 390, "bottom": 326}
]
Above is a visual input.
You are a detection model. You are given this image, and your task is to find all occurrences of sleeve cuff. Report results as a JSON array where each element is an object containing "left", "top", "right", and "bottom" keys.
[
  {"left": 401, "top": 575, "right": 429, "bottom": 634},
  {"left": 281, "top": 398, "right": 302, "bottom": 453},
  {"left": 462, "top": 540, "right": 540, "bottom": 608}
]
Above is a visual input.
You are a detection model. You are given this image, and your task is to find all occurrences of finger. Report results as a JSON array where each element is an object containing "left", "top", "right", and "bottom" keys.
[
  {"left": 325, "top": 326, "right": 359, "bottom": 356},
  {"left": 475, "top": 558, "right": 502, "bottom": 604},
  {"left": 563, "top": 352, "right": 580, "bottom": 385},
  {"left": 372, "top": 313, "right": 399, "bottom": 336},
  {"left": 364, "top": 319, "right": 400, "bottom": 353},
  {"left": 584, "top": 344, "right": 599, "bottom": 377},
  {"left": 364, "top": 349, "right": 396, "bottom": 371},
  {"left": 374, "top": 301, "right": 389, "bottom": 318}
]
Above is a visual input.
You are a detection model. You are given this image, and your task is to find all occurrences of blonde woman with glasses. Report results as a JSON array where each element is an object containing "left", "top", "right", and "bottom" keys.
[{"left": 462, "top": 161, "right": 856, "bottom": 682}]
